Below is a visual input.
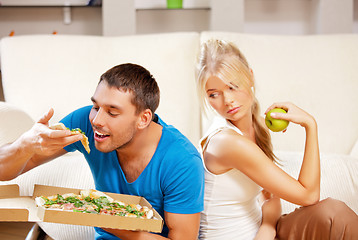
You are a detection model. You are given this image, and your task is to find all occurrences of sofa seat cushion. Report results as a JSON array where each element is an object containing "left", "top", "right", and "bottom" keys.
[
  {"left": 276, "top": 151, "right": 358, "bottom": 215},
  {"left": 0, "top": 32, "right": 201, "bottom": 145}
]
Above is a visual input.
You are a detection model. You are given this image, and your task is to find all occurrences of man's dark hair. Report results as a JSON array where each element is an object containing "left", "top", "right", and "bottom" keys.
[{"left": 99, "top": 63, "right": 160, "bottom": 117}]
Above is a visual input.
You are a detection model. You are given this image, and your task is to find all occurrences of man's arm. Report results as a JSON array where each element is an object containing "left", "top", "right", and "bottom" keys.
[
  {"left": 0, "top": 108, "right": 83, "bottom": 181},
  {"left": 103, "top": 211, "right": 200, "bottom": 240}
]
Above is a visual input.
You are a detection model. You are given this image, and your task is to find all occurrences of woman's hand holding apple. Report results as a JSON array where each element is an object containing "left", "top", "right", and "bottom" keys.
[{"left": 265, "top": 102, "right": 316, "bottom": 132}]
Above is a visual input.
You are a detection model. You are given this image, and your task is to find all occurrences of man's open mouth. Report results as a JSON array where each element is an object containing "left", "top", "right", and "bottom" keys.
[{"left": 94, "top": 130, "right": 110, "bottom": 139}]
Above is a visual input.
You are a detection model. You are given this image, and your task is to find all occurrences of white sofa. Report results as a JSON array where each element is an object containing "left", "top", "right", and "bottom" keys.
[{"left": 1, "top": 32, "right": 357, "bottom": 240}]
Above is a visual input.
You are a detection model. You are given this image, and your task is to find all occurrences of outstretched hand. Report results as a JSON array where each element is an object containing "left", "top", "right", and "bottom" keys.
[
  {"left": 37, "top": 107, "right": 54, "bottom": 126},
  {"left": 23, "top": 108, "right": 83, "bottom": 156},
  {"left": 0, "top": 108, "right": 84, "bottom": 181},
  {"left": 265, "top": 102, "right": 316, "bottom": 129}
]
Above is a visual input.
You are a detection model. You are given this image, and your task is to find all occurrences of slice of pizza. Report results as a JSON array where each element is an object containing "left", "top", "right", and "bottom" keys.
[
  {"left": 35, "top": 192, "right": 88, "bottom": 213},
  {"left": 80, "top": 189, "right": 114, "bottom": 203},
  {"left": 50, "top": 122, "right": 90, "bottom": 154}
]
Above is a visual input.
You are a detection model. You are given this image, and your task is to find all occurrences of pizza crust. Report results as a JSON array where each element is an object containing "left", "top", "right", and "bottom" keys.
[{"left": 50, "top": 123, "right": 90, "bottom": 154}]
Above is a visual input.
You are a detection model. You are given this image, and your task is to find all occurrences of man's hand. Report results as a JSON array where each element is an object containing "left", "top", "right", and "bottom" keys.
[
  {"left": 22, "top": 108, "right": 82, "bottom": 157},
  {"left": 0, "top": 108, "right": 81, "bottom": 180}
]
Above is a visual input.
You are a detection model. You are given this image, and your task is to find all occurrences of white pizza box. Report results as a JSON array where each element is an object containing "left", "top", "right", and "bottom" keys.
[{"left": 0, "top": 184, "right": 163, "bottom": 233}]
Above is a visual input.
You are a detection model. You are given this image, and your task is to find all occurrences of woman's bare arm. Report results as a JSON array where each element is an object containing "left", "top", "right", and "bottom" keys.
[{"left": 204, "top": 103, "right": 320, "bottom": 206}]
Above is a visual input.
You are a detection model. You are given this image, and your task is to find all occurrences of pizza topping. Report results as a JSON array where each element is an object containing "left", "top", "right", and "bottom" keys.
[
  {"left": 35, "top": 190, "right": 154, "bottom": 219},
  {"left": 70, "top": 129, "right": 90, "bottom": 154},
  {"left": 49, "top": 123, "right": 91, "bottom": 154}
]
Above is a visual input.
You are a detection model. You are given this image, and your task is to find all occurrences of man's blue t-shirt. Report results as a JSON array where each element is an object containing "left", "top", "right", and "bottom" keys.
[{"left": 61, "top": 106, "right": 204, "bottom": 239}]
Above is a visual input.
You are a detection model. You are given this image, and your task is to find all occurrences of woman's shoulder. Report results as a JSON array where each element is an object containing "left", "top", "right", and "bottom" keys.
[
  {"left": 207, "top": 128, "right": 251, "bottom": 155},
  {"left": 204, "top": 128, "right": 257, "bottom": 172}
]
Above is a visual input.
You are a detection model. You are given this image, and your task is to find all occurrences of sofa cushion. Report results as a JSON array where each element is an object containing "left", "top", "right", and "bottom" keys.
[
  {"left": 200, "top": 32, "right": 358, "bottom": 155},
  {"left": 0, "top": 101, "right": 34, "bottom": 145},
  {"left": 277, "top": 151, "right": 358, "bottom": 215},
  {"left": 0, "top": 32, "right": 201, "bottom": 145},
  {"left": 350, "top": 139, "right": 358, "bottom": 158}
]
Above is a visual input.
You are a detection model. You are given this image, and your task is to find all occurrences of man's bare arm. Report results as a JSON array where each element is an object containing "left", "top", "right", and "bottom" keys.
[{"left": 0, "top": 108, "right": 82, "bottom": 181}]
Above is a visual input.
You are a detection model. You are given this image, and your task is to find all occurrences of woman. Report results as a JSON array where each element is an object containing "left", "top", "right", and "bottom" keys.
[{"left": 196, "top": 39, "right": 358, "bottom": 240}]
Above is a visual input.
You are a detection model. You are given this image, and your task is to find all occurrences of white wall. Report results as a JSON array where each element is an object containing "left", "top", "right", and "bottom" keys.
[
  {"left": 355, "top": 0, "right": 358, "bottom": 33},
  {"left": 0, "top": 7, "right": 102, "bottom": 37},
  {"left": 0, "top": 0, "right": 357, "bottom": 39},
  {"left": 137, "top": 9, "right": 210, "bottom": 34},
  {"left": 244, "top": 0, "right": 315, "bottom": 35}
]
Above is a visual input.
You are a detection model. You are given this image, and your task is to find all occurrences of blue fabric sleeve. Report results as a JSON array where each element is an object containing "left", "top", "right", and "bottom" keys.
[
  {"left": 162, "top": 148, "right": 205, "bottom": 214},
  {"left": 60, "top": 105, "right": 93, "bottom": 154}
]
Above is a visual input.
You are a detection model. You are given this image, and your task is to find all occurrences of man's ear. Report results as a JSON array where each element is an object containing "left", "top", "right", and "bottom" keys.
[{"left": 137, "top": 109, "right": 153, "bottom": 130}]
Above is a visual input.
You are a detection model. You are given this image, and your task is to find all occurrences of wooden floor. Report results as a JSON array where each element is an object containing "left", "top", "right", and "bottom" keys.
[
  {"left": 0, "top": 222, "right": 53, "bottom": 240},
  {"left": 0, "top": 222, "right": 34, "bottom": 240}
]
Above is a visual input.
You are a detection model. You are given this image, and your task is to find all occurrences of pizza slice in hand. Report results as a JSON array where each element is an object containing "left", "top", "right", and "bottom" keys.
[{"left": 50, "top": 122, "right": 90, "bottom": 154}]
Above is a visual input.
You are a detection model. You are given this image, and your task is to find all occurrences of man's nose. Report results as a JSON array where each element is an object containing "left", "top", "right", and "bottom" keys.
[{"left": 92, "top": 109, "right": 105, "bottom": 127}]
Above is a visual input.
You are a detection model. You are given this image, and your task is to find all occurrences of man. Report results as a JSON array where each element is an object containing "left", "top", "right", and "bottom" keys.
[{"left": 0, "top": 63, "right": 204, "bottom": 239}]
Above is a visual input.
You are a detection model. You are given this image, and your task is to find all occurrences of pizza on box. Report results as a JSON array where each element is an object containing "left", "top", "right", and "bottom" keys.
[
  {"left": 35, "top": 189, "right": 154, "bottom": 219},
  {"left": 50, "top": 123, "right": 90, "bottom": 154}
]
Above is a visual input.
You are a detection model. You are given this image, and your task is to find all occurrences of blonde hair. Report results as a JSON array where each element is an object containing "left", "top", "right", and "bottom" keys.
[{"left": 196, "top": 39, "right": 277, "bottom": 162}]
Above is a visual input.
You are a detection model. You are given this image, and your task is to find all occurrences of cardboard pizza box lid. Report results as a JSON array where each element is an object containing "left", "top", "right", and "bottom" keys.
[
  {"left": 0, "top": 184, "right": 20, "bottom": 198},
  {"left": 0, "top": 184, "right": 40, "bottom": 222}
]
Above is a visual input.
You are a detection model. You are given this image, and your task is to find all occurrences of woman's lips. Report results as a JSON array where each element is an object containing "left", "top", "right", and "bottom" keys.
[{"left": 227, "top": 106, "right": 240, "bottom": 114}]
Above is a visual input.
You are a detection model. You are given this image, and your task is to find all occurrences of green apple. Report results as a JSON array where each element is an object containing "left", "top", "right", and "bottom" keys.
[{"left": 265, "top": 108, "right": 289, "bottom": 132}]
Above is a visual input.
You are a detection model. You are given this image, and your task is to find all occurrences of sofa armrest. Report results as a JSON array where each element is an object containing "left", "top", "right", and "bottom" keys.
[
  {"left": 350, "top": 139, "right": 358, "bottom": 159},
  {"left": 0, "top": 101, "right": 34, "bottom": 145}
]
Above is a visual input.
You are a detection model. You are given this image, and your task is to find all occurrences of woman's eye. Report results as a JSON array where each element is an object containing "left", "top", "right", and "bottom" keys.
[
  {"left": 209, "top": 93, "right": 218, "bottom": 98},
  {"left": 228, "top": 81, "right": 240, "bottom": 91}
]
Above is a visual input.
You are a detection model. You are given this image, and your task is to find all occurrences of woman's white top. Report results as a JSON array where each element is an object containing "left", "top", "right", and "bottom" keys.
[{"left": 199, "top": 117, "right": 263, "bottom": 240}]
